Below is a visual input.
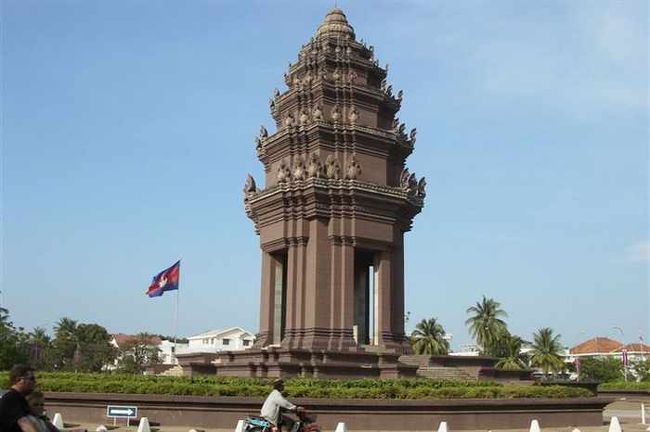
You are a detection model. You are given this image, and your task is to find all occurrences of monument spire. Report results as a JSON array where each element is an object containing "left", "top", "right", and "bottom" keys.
[{"left": 316, "top": 7, "right": 355, "bottom": 39}]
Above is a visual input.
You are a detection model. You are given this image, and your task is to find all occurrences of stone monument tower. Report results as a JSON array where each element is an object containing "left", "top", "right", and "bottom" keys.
[
  {"left": 179, "top": 8, "right": 425, "bottom": 378},
  {"left": 240, "top": 8, "right": 425, "bottom": 377}
]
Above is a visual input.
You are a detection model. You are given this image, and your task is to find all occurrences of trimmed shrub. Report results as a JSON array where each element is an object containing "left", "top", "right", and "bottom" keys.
[
  {"left": 599, "top": 381, "right": 650, "bottom": 391},
  {"left": 0, "top": 371, "right": 591, "bottom": 399}
]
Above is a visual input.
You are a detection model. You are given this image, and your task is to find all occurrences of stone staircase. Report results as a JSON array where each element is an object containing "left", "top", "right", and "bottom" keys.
[
  {"left": 416, "top": 366, "right": 475, "bottom": 381},
  {"left": 160, "top": 365, "right": 184, "bottom": 376}
]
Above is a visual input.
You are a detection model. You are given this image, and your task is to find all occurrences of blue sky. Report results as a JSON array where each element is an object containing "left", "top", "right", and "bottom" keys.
[{"left": 2, "top": 0, "right": 648, "bottom": 349}]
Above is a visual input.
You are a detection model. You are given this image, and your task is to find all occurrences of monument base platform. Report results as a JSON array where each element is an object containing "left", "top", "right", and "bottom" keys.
[
  {"left": 176, "top": 351, "right": 534, "bottom": 382},
  {"left": 176, "top": 348, "right": 418, "bottom": 379}
]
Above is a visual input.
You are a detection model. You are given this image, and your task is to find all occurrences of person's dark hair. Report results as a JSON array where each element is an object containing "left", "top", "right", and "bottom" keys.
[
  {"left": 26, "top": 390, "right": 44, "bottom": 401},
  {"left": 9, "top": 364, "right": 34, "bottom": 385}
]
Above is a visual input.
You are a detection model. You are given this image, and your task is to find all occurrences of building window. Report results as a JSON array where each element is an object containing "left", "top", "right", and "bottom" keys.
[
  {"left": 243, "top": 340, "right": 250, "bottom": 347},
  {"left": 223, "top": 338, "right": 230, "bottom": 346}
]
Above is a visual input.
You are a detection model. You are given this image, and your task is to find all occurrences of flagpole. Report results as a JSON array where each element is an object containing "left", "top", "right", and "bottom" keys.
[{"left": 173, "top": 268, "right": 179, "bottom": 360}]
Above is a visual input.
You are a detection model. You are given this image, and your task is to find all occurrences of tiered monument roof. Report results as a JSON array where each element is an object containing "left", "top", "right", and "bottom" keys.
[{"left": 245, "top": 8, "right": 425, "bottom": 233}]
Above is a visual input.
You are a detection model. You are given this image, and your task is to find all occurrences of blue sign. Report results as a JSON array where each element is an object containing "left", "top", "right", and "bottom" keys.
[{"left": 106, "top": 405, "right": 138, "bottom": 418}]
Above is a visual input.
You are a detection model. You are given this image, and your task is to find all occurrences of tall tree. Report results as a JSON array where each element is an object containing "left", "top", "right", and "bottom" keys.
[
  {"left": 465, "top": 296, "right": 508, "bottom": 353},
  {"left": 28, "top": 327, "right": 53, "bottom": 370},
  {"left": 529, "top": 327, "right": 565, "bottom": 376},
  {"left": 579, "top": 357, "right": 623, "bottom": 382},
  {"left": 410, "top": 318, "right": 450, "bottom": 355},
  {"left": 53, "top": 317, "right": 78, "bottom": 370},
  {"left": 632, "top": 360, "right": 650, "bottom": 382},
  {"left": 117, "top": 333, "right": 161, "bottom": 374},
  {"left": 0, "top": 308, "right": 28, "bottom": 369},
  {"left": 75, "top": 323, "right": 117, "bottom": 372}
]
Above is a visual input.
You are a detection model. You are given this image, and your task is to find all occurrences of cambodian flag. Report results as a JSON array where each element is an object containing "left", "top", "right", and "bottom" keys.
[{"left": 146, "top": 260, "right": 180, "bottom": 297}]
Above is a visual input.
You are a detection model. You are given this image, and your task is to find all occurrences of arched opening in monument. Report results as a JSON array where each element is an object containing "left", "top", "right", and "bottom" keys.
[
  {"left": 353, "top": 250, "right": 378, "bottom": 346},
  {"left": 271, "top": 251, "right": 287, "bottom": 345}
]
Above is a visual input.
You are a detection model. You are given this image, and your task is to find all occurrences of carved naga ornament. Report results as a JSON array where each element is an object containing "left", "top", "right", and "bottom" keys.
[
  {"left": 399, "top": 168, "right": 426, "bottom": 199},
  {"left": 243, "top": 174, "right": 258, "bottom": 201}
]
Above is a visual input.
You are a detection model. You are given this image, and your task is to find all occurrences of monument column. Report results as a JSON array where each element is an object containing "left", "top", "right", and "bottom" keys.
[
  {"left": 255, "top": 251, "right": 274, "bottom": 347},
  {"left": 283, "top": 238, "right": 308, "bottom": 348},
  {"left": 391, "top": 233, "right": 408, "bottom": 351},
  {"left": 377, "top": 250, "right": 394, "bottom": 350},
  {"left": 339, "top": 238, "right": 356, "bottom": 349}
]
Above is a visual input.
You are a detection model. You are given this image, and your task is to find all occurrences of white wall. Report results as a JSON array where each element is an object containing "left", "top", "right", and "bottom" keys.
[{"left": 180, "top": 329, "right": 255, "bottom": 354}]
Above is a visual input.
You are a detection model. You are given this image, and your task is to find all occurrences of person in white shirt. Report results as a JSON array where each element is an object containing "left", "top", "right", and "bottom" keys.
[{"left": 260, "top": 379, "right": 301, "bottom": 431}]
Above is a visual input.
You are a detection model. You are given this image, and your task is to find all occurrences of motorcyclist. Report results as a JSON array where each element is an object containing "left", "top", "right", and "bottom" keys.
[{"left": 260, "top": 379, "right": 301, "bottom": 431}]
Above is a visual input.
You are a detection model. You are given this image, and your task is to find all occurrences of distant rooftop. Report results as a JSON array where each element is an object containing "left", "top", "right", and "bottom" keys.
[{"left": 568, "top": 337, "right": 650, "bottom": 355}]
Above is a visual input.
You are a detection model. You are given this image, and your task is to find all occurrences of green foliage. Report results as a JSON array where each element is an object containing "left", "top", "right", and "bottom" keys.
[
  {"left": 52, "top": 317, "right": 79, "bottom": 370},
  {"left": 599, "top": 381, "right": 650, "bottom": 391},
  {"left": 0, "top": 372, "right": 592, "bottom": 399},
  {"left": 631, "top": 360, "right": 650, "bottom": 382},
  {"left": 49, "top": 318, "right": 116, "bottom": 372},
  {"left": 529, "top": 328, "right": 565, "bottom": 376},
  {"left": 0, "top": 308, "right": 29, "bottom": 369},
  {"left": 75, "top": 324, "right": 116, "bottom": 372},
  {"left": 27, "top": 327, "right": 56, "bottom": 371},
  {"left": 410, "top": 318, "right": 449, "bottom": 355},
  {"left": 0, "top": 311, "right": 117, "bottom": 373},
  {"left": 579, "top": 357, "right": 623, "bottom": 382},
  {"left": 465, "top": 296, "right": 508, "bottom": 354},
  {"left": 116, "top": 333, "right": 161, "bottom": 374},
  {"left": 494, "top": 333, "right": 528, "bottom": 370}
]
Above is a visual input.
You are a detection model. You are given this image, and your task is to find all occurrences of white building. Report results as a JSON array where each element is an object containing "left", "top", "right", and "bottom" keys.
[
  {"left": 176, "top": 327, "right": 255, "bottom": 355},
  {"left": 450, "top": 344, "right": 481, "bottom": 356},
  {"left": 158, "top": 339, "right": 189, "bottom": 365}
]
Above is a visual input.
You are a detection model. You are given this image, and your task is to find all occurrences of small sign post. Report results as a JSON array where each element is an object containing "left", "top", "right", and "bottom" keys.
[{"left": 107, "top": 405, "right": 138, "bottom": 427}]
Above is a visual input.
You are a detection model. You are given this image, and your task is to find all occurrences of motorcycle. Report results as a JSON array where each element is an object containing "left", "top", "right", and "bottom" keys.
[{"left": 244, "top": 408, "right": 321, "bottom": 432}]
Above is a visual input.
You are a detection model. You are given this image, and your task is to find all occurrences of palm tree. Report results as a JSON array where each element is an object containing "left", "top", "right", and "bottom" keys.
[
  {"left": 29, "top": 327, "right": 53, "bottom": 370},
  {"left": 53, "top": 317, "right": 78, "bottom": 369},
  {"left": 465, "top": 296, "right": 508, "bottom": 353},
  {"left": 494, "top": 333, "right": 527, "bottom": 370},
  {"left": 410, "top": 318, "right": 449, "bottom": 355},
  {"left": 529, "top": 327, "right": 565, "bottom": 377},
  {"left": 54, "top": 317, "right": 77, "bottom": 339}
]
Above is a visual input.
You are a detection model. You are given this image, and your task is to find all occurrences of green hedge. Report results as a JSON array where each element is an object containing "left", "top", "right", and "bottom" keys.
[
  {"left": 0, "top": 372, "right": 591, "bottom": 399},
  {"left": 599, "top": 381, "right": 650, "bottom": 391}
]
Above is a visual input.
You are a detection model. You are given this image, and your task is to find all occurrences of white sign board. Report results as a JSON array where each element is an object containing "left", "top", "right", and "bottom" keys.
[{"left": 106, "top": 405, "right": 138, "bottom": 426}]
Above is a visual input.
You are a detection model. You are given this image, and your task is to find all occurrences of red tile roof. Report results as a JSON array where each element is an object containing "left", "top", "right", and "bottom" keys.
[
  {"left": 618, "top": 343, "right": 650, "bottom": 353},
  {"left": 569, "top": 337, "right": 623, "bottom": 354}
]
